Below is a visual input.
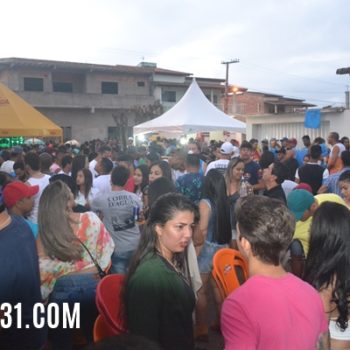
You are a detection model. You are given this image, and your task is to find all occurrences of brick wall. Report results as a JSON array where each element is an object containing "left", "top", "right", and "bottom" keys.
[{"left": 234, "top": 93, "right": 266, "bottom": 115}]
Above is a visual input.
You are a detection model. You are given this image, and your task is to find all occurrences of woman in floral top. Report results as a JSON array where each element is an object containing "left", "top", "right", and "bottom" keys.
[{"left": 36, "top": 180, "right": 114, "bottom": 348}]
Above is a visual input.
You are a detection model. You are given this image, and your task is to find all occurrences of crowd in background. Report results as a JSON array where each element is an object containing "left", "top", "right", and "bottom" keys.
[{"left": 1, "top": 131, "right": 350, "bottom": 349}]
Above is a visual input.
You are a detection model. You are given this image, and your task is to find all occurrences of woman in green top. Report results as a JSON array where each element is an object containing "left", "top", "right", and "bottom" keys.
[{"left": 124, "top": 193, "right": 199, "bottom": 350}]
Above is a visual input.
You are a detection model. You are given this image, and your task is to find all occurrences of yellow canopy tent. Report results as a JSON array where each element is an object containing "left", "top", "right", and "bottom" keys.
[{"left": 0, "top": 82, "right": 62, "bottom": 140}]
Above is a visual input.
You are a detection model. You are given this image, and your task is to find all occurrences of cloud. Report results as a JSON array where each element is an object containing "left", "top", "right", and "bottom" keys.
[{"left": 1, "top": 0, "right": 350, "bottom": 106}]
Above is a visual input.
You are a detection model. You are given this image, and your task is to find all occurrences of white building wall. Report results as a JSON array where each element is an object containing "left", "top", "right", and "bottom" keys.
[
  {"left": 252, "top": 121, "right": 330, "bottom": 142},
  {"left": 246, "top": 110, "right": 350, "bottom": 144},
  {"left": 328, "top": 110, "right": 350, "bottom": 136},
  {"left": 153, "top": 86, "right": 162, "bottom": 101},
  {"left": 38, "top": 108, "right": 136, "bottom": 141}
]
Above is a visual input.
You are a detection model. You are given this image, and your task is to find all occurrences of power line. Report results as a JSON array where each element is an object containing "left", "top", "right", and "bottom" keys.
[
  {"left": 90, "top": 47, "right": 347, "bottom": 91},
  {"left": 93, "top": 46, "right": 347, "bottom": 89},
  {"left": 238, "top": 60, "right": 346, "bottom": 87},
  {"left": 74, "top": 46, "right": 347, "bottom": 104}
]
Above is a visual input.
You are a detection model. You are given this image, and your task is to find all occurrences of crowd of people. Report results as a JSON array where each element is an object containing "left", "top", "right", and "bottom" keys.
[{"left": 0, "top": 132, "right": 350, "bottom": 350}]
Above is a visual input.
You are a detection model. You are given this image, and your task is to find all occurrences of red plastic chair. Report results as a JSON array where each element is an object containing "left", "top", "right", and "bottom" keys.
[
  {"left": 93, "top": 274, "right": 127, "bottom": 342},
  {"left": 93, "top": 314, "right": 115, "bottom": 342},
  {"left": 212, "top": 248, "right": 248, "bottom": 299}
]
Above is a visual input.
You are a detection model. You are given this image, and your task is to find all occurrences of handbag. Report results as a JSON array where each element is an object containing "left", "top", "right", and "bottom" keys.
[{"left": 79, "top": 239, "right": 107, "bottom": 279}]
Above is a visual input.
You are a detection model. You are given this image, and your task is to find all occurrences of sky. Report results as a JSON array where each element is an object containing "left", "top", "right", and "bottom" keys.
[{"left": 2, "top": 0, "right": 350, "bottom": 107}]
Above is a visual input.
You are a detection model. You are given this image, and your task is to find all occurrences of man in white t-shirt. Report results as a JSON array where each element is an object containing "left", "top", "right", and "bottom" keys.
[
  {"left": 89, "top": 145, "right": 112, "bottom": 178},
  {"left": 93, "top": 158, "right": 114, "bottom": 193},
  {"left": 24, "top": 152, "right": 51, "bottom": 224},
  {"left": 205, "top": 141, "right": 234, "bottom": 175}
]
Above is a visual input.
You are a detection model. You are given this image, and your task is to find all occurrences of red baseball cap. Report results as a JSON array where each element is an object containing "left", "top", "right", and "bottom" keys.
[{"left": 3, "top": 181, "right": 39, "bottom": 208}]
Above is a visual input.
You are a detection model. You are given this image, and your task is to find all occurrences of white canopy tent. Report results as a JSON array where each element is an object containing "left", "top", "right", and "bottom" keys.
[{"left": 133, "top": 79, "right": 246, "bottom": 136}]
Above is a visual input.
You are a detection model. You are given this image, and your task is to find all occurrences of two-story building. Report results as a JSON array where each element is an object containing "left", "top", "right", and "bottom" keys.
[
  {"left": 223, "top": 89, "right": 317, "bottom": 141},
  {"left": 0, "top": 57, "right": 225, "bottom": 142},
  {"left": 226, "top": 89, "right": 350, "bottom": 142}
]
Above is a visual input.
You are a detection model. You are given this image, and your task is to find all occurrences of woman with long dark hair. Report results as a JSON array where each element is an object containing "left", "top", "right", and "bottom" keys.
[
  {"left": 71, "top": 155, "right": 88, "bottom": 191},
  {"left": 304, "top": 202, "right": 350, "bottom": 350},
  {"left": 148, "top": 161, "right": 172, "bottom": 184},
  {"left": 75, "top": 168, "right": 99, "bottom": 209},
  {"left": 142, "top": 161, "right": 173, "bottom": 217},
  {"left": 194, "top": 169, "right": 232, "bottom": 340},
  {"left": 225, "top": 157, "right": 246, "bottom": 245},
  {"left": 133, "top": 164, "right": 149, "bottom": 201},
  {"left": 341, "top": 136, "right": 350, "bottom": 152},
  {"left": 124, "top": 193, "right": 199, "bottom": 350}
]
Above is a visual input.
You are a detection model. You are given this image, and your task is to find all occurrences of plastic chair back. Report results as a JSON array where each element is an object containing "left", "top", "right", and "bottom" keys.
[
  {"left": 212, "top": 248, "right": 248, "bottom": 299},
  {"left": 95, "top": 274, "right": 126, "bottom": 335}
]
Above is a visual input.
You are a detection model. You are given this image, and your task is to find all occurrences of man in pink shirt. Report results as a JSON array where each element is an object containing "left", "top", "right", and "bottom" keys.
[{"left": 221, "top": 195, "right": 329, "bottom": 350}]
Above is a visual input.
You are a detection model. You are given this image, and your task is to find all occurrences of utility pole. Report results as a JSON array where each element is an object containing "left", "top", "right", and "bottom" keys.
[{"left": 222, "top": 59, "right": 239, "bottom": 113}]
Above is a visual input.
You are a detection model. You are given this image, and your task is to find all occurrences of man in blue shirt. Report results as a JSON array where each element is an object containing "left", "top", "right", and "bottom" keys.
[
  {"left": 240, "top": 141, "right": 263, "bottom": 190},
  {"left": 295, "top": 135, "right": 311, "bottom": 166},
  {"left": 0, "top": 195, "right": 46, "bottom": 349},
  {"left": 318, "top": 151, "right": 350, "bottom": 196},
  {"left": 176, "top": 154, "right": 204, "bottom": 204},
  {"left": 269, "top": 138, "right": 281, "bottom": 159}
]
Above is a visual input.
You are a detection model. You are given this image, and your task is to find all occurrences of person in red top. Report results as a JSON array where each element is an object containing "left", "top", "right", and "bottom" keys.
[
  {"left": 249, "top": 138, "right": 261, "bottom": 162},
  {"left": 221, "top": 195, "right": 329, "bottom": 350},
  {"left": 117, "top": 154, "right": 135, "bottom": 193}
]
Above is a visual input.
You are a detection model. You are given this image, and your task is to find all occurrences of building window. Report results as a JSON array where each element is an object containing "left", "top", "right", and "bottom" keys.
[
  {"left": 101, "top": 82, "right": 118, "bottom": 94},
  {"left": 24, "top": 77, "right": 43, "bottom": 92},
  {"left": 205, "top": 94, "right": 218, "bottom": 105},
  {"left": 108, "top": 127, "right": 119, "bottom": 140},
  {"left": 61, "top": 126, "right": 72, "bottom": 142},
  {"left": 53, "top": 82, "right": 73, "bottom": 93},
  {"left": 162, "top": 90, "right": 176, "bottom": 102},
  {"left": 137, "top": 81, "right": 145, "bottom": 87}
]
